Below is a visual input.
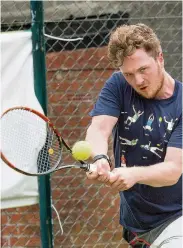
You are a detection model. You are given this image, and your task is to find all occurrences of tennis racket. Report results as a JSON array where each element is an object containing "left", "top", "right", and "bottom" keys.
[{"left": 0, "top": 106, "right": 96, "bottom": 176}]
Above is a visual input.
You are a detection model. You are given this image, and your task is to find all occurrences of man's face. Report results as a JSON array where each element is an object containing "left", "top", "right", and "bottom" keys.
[{"left": 120, "top": 48, "right": 164, "bottom": 99}]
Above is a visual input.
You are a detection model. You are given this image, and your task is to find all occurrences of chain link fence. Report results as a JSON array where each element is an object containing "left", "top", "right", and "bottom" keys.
[
  {"left": 1, "top": 1, "right": 182, "bottom": 247},
  {"left": 1, "top": 2, "right": 41, "bottom": 248}
]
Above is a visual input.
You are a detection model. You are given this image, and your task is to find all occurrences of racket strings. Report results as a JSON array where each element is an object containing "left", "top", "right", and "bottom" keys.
[
  {"left": 1, "top": 109, "right": 62, "bottom": 174},
  {"left": 37, "top": 127, "right": 62, "bottom": 173}
]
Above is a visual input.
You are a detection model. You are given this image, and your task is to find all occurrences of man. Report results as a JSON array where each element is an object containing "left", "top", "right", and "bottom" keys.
[{"left": 85, "top": 23, "right": 182, "bottom": 247}]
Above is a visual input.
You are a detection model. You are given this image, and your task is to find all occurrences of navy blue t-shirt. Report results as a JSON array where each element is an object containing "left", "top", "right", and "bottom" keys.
[{"left": 90, "top": 71, "right": 182, "bottom": 233}]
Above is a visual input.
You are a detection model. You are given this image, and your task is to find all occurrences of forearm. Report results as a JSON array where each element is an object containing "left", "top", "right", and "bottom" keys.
[
  {"left": 131, "top": 161, "right": 181, "bottom": 187},
  {"left": 85, "top": 124, "right": 109, "bottom": 158}
]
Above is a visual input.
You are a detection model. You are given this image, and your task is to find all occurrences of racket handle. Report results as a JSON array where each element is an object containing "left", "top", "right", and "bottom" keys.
[
  {"left": 86, "top": 163, "right": 111, "bottom": 176},
  {"left": 80, "top": 163, "right": 97, "bottom": 172},
  {"left": 87, "top": 163, "right": 97, "bottom": 172}
]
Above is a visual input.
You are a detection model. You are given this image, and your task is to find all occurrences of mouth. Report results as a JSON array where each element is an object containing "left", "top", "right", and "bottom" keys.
[{"left": 140, "top": 86, "right": 148, "bottom": 91}]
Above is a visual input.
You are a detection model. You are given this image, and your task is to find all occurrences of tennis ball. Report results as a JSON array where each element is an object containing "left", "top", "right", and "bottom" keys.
[
  {"left": 48, "top": 148, "right": 54, "bottom": 155},
  {"left": 72, "top": 141, "right": 92, "bottom": 161}
]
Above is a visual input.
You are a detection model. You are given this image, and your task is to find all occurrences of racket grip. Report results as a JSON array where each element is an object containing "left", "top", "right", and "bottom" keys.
[
  {"left": 87, "top": 163, "right": 97, "bottom": 172},
  {"left": 80, "top": 163, "right": 97, "bottom": 172}
]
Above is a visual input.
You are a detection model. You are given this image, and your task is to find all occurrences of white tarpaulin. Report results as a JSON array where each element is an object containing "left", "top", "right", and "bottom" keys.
[{"left": 1, "top": 31, "right": 44, "bottom": 209}]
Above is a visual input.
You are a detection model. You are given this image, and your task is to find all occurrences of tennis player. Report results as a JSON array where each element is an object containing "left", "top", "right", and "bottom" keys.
[{"left": 86, "top": 23, "right": 182, "bottom": 247}]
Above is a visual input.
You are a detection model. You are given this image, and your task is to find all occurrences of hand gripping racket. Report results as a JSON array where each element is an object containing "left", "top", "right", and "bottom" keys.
[{"left": 0, "top": 107, "right": 96, "bottom": 176}]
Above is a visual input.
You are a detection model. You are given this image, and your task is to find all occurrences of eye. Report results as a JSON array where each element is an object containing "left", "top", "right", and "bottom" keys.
[
  {"left": 124, "top": 73, "right": 133, "bottom": 77},
  {"left": 140, "top": 67, "right": 146, "bottom": 73}
]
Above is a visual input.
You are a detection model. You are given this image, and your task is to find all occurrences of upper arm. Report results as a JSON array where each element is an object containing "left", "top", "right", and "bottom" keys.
[
  {"left": 89, "top": 115, "right": 118, "bottom": 139},
  {"left": 88, "top": 73, "right": 122, "bottom": 139},
  {"left": 165, "top": 115, "right": 182, "bottom": 174},
  {"left": 89, "top": 73, "right": 123, "bottom": 118},
  {"left": 168, "top": 115, "right": 182, "bottom": 149}
]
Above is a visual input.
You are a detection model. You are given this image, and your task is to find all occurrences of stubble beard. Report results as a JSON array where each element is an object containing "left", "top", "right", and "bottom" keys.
[
  {"left": 139, "top": 67, "right": 165, "bottom": 99},
  {"left": 147, "top": 78, "right": 164, "bottom": 99}
]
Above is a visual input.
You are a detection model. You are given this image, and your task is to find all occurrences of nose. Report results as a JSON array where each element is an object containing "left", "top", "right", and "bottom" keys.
[{"left": 134, "top": 73, "right": 144, "bottom": 86}]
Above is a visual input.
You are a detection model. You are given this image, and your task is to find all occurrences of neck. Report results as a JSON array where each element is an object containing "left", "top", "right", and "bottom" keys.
[{"left": 155, "top": 71, "right": 175, "bottom": 100}]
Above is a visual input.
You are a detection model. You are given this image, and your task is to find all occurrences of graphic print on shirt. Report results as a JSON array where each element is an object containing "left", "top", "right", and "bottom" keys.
[
  {"left": 141, "top": 141, "right": 164, "bottom": 158},
  {"left": 119, "top": 136, "right": 139, "bottom": 146},
  {"left": 120, "top": 109, "right": 177, "bottom": 162},
  {"left": 143, "top": 113, "right": 154, "bottom": 133},
  {"left": 158, "top": 116, "right": 163, "bottom": 127},
  {"left": 124, "top": 105, "right": 144, "bottom": 127},
  {"left": 163, "top": 117, "right": 178, "bottom": 138},
  {"left": 119, "top": 137, "right": 138, "bottom": 167},
  {"left": 121, "top": 154, "right": 126, "bottom": 167}
]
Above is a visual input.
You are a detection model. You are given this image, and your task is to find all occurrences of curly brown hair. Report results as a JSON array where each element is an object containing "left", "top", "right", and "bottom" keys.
[{"left": 107, "top": 23, "right": 161, "bottom": 67}]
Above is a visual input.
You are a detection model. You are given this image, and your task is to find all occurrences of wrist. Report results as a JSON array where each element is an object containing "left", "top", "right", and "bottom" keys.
[
  {"left": 129, "top": 166, "right": 143, "bottom": 184},
  {"left": 93, "top": 154, "right": 112, "bottom": 168}
]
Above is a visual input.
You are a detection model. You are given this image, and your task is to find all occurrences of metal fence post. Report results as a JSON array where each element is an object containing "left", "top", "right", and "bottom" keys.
[{"left": 30, "top": 1, "right": 53, "bottom": 247}]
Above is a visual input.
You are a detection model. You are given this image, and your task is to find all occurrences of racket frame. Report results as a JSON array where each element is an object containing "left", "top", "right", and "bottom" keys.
[{"left": 0, "top": 106, "right": 88, "bottom": 176}]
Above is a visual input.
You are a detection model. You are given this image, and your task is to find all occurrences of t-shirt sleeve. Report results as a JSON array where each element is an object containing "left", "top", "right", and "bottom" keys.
[
  {"left": 167, "top": 115, "right": 182, "bottom": 149},
  {"left": 89, "top": 72, "right": 123, "bottom": 118}
]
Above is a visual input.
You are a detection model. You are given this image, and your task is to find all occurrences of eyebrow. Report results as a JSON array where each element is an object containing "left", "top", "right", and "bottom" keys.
[{"left": 123, "top": 66, "right": 148, "bottom": 74}]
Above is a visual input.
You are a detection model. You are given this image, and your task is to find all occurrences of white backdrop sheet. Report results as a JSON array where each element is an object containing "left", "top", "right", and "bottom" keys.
[{"left": 1, "top": 31, "right": 44, "bottom": 209}]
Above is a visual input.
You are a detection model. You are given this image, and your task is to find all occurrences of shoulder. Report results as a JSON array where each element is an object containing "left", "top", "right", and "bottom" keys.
[
  {"left": 175, "top": 79, "right": 182, "bottom": 95},
  {"left": 174, "top": 79, "right": 182, "bottom": 107},
  {"left": 175, "top": 79, "right": 183, "bottom": 85},
  {"left": 106, "top": 71, "right": 126, "bottom": 85},
  {"left": 104, "top": 71, "right": 131, "bottom": 93}
]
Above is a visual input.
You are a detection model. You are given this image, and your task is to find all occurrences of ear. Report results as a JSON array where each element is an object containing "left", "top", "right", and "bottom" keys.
[
  {"left": 158, "top": 52, "right": 164, "bottom": 67},
  {"left": 159, "top": 52, "right": 164, "bottom": 62}
]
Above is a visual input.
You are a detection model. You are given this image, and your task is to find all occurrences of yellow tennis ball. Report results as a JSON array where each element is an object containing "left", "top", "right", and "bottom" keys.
[
  {"left": 48, "top": 148, "right": 54, "bottom": 155},
  {"left": 72, "top": 141, "right": 92, "bottom": 161}
]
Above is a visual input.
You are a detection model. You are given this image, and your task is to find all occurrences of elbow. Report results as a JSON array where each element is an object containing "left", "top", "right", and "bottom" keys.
[
  {"left": 171, "top": 172, "right": 182, "bottom": 186},
  {"left": 166, "top": 162, "right": 182, "bottom": 186}
]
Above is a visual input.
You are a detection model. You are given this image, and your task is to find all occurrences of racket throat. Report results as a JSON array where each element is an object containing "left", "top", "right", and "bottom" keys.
[
  {"left": 53, "top": 163, "right": 90, "bottom": 172},
  {"left": 79, "top": 163, "right": 90, "bottom": 171}
]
